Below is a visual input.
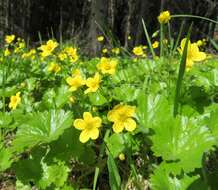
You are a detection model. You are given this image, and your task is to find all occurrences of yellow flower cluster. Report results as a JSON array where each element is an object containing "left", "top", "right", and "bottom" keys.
[
  {"left": 152, "top": 41, "right": 159, "bottom": 49},
  {"left": 9, "top": 92, "right": 21, "bottom": 110},
  {"left": 4, "top": 48, "right": 11, "bottom": 57},
  {"left": 197, "top": 39, "right": 206, "bottom": 47},
  {"left": 178, "top": 38, "right": 206, "bottom": 68},
  {"left": 111, "top": 48, "right": 120, "bottom": 55},
  {"left": 132, "top": 46, "right": 146, "bottom": 57},
  {"left": 97, "top": 36, "right": 104, "bottom": 42},
  {"left": 158, "top": 11, "right": 171, "bottom": 24},
  {"left": 74, "top": 104, "right": 137, "bottom": 143},
  {"left": 107, "top": 104, "right": 136, "bottom": 133},
  {"left": 14, "top": 39, "right": 26, "bottom": 53},
  {"left": 22, "top": 49, "right": 36, "bottom": 59},
  {"left": 74, "top": 112, "right": 102, "bottom": 143},
  {"left": 58, "top": 47, "right": 79, "bottom": 63},
  {"left": 48, "top": 62, "right": 61, "bottom": 73},
  {"left": 85, "top": 73, "right": 101, "bottom": 94},
  {"left": 64, "top": 47, "right": 79, "bottom": 63},
  {"left": 66, "top": 70, "right": 85, "bottom": 92},
  {"left": 97, "top": 57, "right": 118, "bottom": 75},
  {"left": 5, "top": 35, "right": 15, "bottom": 44},
  {"left": 38, "top": 40, "right": 58, "bottom": 57},
  {"left": 66, "top": 69, "right": 101, "bottom": 94}
]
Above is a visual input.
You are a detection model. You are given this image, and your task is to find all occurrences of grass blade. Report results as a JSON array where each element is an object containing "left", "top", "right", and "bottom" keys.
[
  {"left": 142, "top": 18, "right": 156, "bottom": 58},
  {"left": 172, "top": 20, "right": 185, "bottom": 55},
  {"left": 107, "top": 152, "right": 121, "bottom": 190},
  {"left": 173, "top": 23, "right": 193, "bottom": 117},
  {"left": 209, "top": 38, "right": 218, "bottom": 51},
  {"left": 171, "top": 14, "right": 218, "bottom": 25},
  {"left": 93, "top": 167, "right": 100, "bottom": 190},
  {"left": 160, "top": 23, "right": 164, "bottom": 57}
]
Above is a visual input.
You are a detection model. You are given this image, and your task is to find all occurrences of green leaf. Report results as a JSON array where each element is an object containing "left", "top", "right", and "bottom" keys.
[
  {"left": 151, "top": 115, "right": 215, "bottom": 174},
  {"left": 45, "top": 128, "right": 84, "bottom": 163},
  {"left": 0, "top": 86, "right": 17, "bottom": 97},
  {"left": 112, "top": 84, "right": 140, "bottom": 102},
  {"left": 93, "top": 167, "right": 100, "bottom": 190},
  {"left": 12, "top": 109, "right": 73, "bottom": 152},
  {"left": 105, "top": 133, "right": 125, "bottom": 158},
  {"left": 41, "top": 88, "right": 56, "bottom": 109},
  {"left": 13, "top": 154, "right": 43, "bottom": 183},
  {"left": 207, "top": 106, "right": 218, "bottom": 145},
  {"left": 174, "top": 24, "right": 192, "bottom": 116},
  {"left": 136, "top": 90, "right": 148, "bottom": 129},
  {"left": 107, "top": 152, "right": 121, "bottom": 190},
  {"left": 16, "top": 180, "right": 32, "bottom": 190},
  {"left": 38, "top": 161, "right": 70, "bottom": 189},
  {"left": 55, "top": 85, "right": 71, "bottom": 108},
  {"left": 89, "top": 91, "right": 107, "bottom": 106},
  {"left": 0, "top": 112, "right": 12, "bottom": 129},
  {"left": 150, "top": 166, "right": 200, "bottom": 190},
  {"left": 0, "top": 144, "right": 13, "bottom": 172}
]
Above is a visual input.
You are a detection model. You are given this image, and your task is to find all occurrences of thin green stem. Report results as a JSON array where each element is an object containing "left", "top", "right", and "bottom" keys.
[
  {"left": 172, "top": 20, "right": 185, "bottom": 55},
  {"left": 142, "top": 19, "right": 156, "bottom": 58},
  {"left": 93, "top": 167, "right": 100, "bottom": 190},
  {"left": 167, "top": 22, "right": 174, "bottom": 53},
  {"left": 2, "top": 61, "right": 6, "bottom": 113},
  {"left": 171, "top": 15, "right": 218, "bottom": 25},
  {"left": 160, "top": 23, "right": 164, "bottom": 57},
  {"left": 173, "top": 23, "right": 193, "bottom": 117}
]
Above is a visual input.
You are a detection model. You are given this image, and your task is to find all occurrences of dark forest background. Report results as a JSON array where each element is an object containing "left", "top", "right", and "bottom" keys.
[{"left": 0, "top": 0, "right": 217, "bottom": 54}]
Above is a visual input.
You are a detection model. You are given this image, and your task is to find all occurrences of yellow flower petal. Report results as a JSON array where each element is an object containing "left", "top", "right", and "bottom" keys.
[
  {"left": 92, "top": 117, "right": 102, "bottom": 128},
  {"left": 74, "top": 119, "right": 86, "bottom": 130},
  {"left": 186, "top": 59, "right": 194, "bottom": 68},
  {"left": 83, "top": 112, "right": 92, "bottom": 121},
  {"left": 124, "top": 118, "right": 136, "bottom": 132},
  {"left": 79, "top": 129, "right": 90, "bottom": 143},
  {"left": 89, "top": 128, "right": 99, "bottom": 140},
  {"left": 112, "top": 122, "right": 125, "bottom": 133},
  {"left": 124, "top": 106, "right": 136, "bottom": 117},
  {"left": 192, "top": 52, "right": 206, "bottom": 62}
]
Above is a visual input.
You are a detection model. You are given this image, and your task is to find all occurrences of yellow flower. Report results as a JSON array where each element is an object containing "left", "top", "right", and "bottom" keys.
[
  {"left": 38, "top": 40, "right": 58, "bottom": 57},
  {"left": 9, "top": 92, "right": 21, "bottom": 110},
  {"left": 48, "top": 62, "right": 61, "bottom": 73},
  {"left": 128, "top": 35, "right": 131, "bottom": 40},
  {"left": 66, "top": 71, "right": 85, "bottom": 91},
  {"left": 64, "top": 47, "right": 79, "bottom": 63},
  {"left": 152, "top": 41, "right": 159, "bottom": 49},
  {"left": 4, "top": 48, "right": 10, "bottom": 57},
  {"left": 196, "top": 39, "right": 206, "bottom": 47},
  {"left": 178, "top": 38, "right": 206, "bottom": 68},
  {"left": 58, "top": 52, "right": 67, "bottom": 61},
  {"left": 97, "top": 57, "right": 118, "bottom": 75},
  {"left": 74, "top": 112, "right": 102, "bottom": 143},
  {"left": 158, "top": 11, "right": 171, "bottom": 24},
  {"left": 22, "top": 49, "right": 36, "bottom": 59},
  {"left": 119, "top": 153, "right": 125, "bottom": 161},
  {"left": 142, "top": 45, "right": 147, "bottom": 50},
  {"left": 132, "top": 46, "right": 144, "bottom": 56},
  {"left": 163, "top": 39, "right": 168, "bottom": 45},
  {"left": 69, "top": 96, "right": 76, "bottom": 103},
  {"left": 112, "top": 48, "right": 120, "bottom": 55},
  {"left": 18, "top": 41, "right": 25, "bottom": 49},
  {"left": 97, "top": 36, "right": 104, "bottom": 42},
  {"left": 107, "top": 104, "right": 136, "bottom": 133},
  {"left": 102, "top": 48, "right": 108, "bottom": 54},
  {"left": 5, "top": 35, "right": 15, "bottom": 44},
  {"left": 85, "top": 73, "right": 101, "bottom": 94}
]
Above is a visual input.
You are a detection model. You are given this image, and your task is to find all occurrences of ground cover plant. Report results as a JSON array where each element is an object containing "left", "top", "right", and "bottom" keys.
[{"left": 0, "top": 11, "right": 218, "bottom": 190}]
